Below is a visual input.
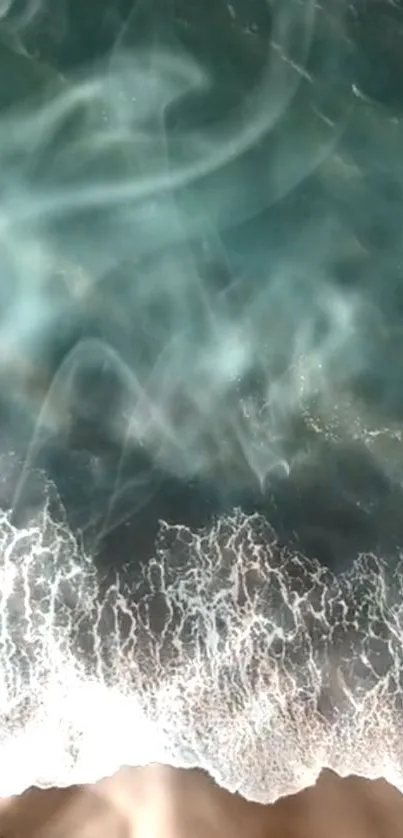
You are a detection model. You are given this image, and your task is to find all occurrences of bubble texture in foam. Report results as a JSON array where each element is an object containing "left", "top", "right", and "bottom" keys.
[{"left": 0, "top": 496, "right": 403, "bottom": 803}]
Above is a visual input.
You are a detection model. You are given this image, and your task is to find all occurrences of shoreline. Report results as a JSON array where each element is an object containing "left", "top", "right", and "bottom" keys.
[{"left": 0, "top": 767, "right": 402, "bottom": 837}]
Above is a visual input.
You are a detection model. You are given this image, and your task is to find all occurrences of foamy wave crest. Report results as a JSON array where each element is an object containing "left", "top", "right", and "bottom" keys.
[{"left": 1, "top": 490, "right": 403, "bottom": 803}]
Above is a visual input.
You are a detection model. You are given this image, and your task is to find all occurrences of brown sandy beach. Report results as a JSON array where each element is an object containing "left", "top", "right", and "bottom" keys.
[{"left": 0, "top": 767, "right": 402, "bottom": 837}]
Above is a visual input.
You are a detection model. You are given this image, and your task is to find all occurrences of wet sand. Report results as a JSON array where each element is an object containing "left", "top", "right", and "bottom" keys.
[{"left": 0, "top": 767, "right": 402, "bottom": 837}]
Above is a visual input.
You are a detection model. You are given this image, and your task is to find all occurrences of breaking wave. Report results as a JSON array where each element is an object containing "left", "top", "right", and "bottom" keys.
[{"left": 1, "top": 478, "right": 403, "bottom": 804}]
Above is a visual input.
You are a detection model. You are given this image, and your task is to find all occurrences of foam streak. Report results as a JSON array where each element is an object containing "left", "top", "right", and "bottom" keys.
[{"left": 0, "top": 499, "right": 403, "bottom": 803}]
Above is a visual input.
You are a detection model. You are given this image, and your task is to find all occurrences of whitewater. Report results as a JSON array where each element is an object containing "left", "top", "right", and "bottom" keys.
[{"left": 0, "top": 480, "right": 403, "bottom": 805}]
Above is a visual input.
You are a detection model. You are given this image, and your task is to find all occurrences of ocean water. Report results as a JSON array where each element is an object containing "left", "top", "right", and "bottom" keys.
[{"left": 0, "top": 0, "right": 403, "bottom": 804}]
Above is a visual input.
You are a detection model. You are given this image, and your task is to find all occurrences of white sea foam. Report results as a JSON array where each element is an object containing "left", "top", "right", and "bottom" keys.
[{"left": 0, "top": 491, "right": 402, "bottom": 803}]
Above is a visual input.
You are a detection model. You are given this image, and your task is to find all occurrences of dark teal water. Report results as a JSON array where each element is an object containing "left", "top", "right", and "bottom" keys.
[{"left": 1, "top": 0, "right": 403, "bottom": 581}]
